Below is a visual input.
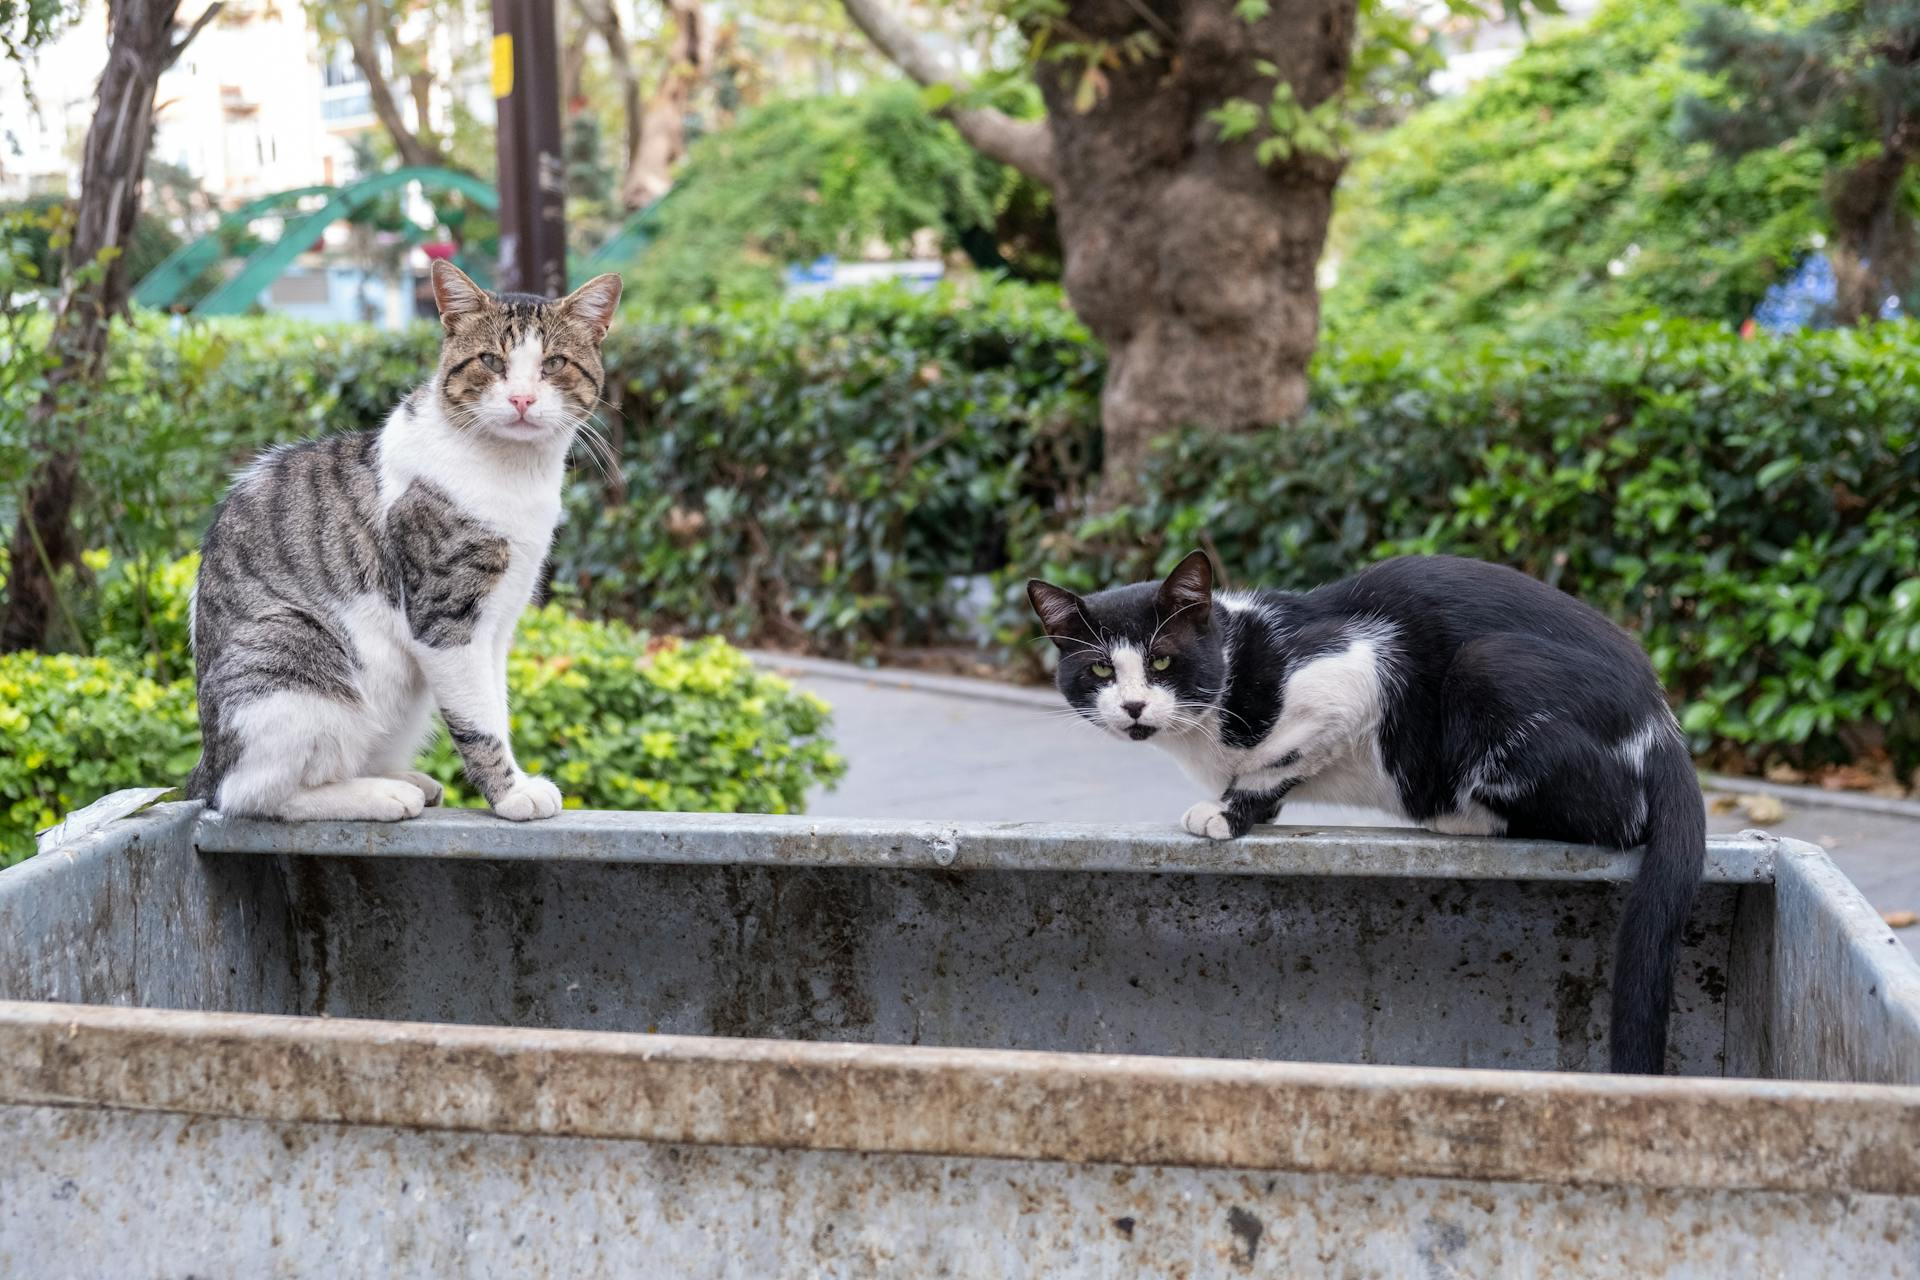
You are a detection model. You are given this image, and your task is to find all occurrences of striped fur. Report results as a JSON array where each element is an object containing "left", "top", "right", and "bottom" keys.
[{"left": 186, "top": 261, "right": 621, "bottom": 823}]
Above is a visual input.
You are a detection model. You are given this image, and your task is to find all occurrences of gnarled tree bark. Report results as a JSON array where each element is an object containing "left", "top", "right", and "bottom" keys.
[
  {"left": 841, "top": 0, "right": 1355, "bottom": 503},
  {"left": 1826, "top": 141, "right": 1917, "bottom": 325},
  {"left": 2, "top": 0, "right": 219, "bottom": 653},
  {"left": 574, "top": 0, "right": 643, "bottom": 174},
  {"left": 622, "top": 0, "right": 711, "bottom": 208}
]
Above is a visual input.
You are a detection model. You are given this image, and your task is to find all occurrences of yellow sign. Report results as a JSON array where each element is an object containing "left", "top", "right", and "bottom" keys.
[{"left": 492, "top": 33, "right": 513, "bottom": 99}]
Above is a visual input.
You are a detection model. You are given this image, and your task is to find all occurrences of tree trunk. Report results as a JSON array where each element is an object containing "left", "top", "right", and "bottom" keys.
[
  {"left": 560, "top": 0, "right": 590, "bottom": 110},
  {"left": 576, "top": 0, "right": 642, "bottom": 181},
  {"left": 841, "top": 0, "right": 1355, "bottom": 503},
  {"left": 1, "top": 0, "right": 214, "bottom": 653},
  {"left": 622, "top": 0, "right": 708, "bottom": 208},
  {"left": 1033, "top": 1, "right": 1354, "bottom": 500},
  {"left": 1825, "top": 145, "right": 1915, "bottom": 326},
  {"left": 345, "top": 3, "right": 440, "bottom": 169},
  {"left": 407, "top": 70, "right": 434, "bottom": 145}
]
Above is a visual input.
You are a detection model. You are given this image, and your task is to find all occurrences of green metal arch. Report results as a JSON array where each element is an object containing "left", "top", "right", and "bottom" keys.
[
  {"left": 131, "top": 186, "right": 336, "bottom": 310},
  {"left": 191, "top": 166, "right": 499, "bottom": 316}
]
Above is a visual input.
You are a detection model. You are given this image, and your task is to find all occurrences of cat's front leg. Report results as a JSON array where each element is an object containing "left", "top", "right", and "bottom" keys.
[
  {"left": 1184, "top": 780, "right": 1297, "bottom": 841},
  {"left": 415, "top": 644, "right": 562, "bottom": 821}
]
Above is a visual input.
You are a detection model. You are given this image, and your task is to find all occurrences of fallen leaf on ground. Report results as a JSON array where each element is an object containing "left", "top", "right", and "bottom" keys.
[
  {"left": 1708, "top": 793, "right": 1739, "bottom": 815},
  {"left": 1883, "top": 911, "right": 1917, "bottom": 930},
  {"left": 1738, "top": 793, "right": 1787, "bottom": 824},
  {"left": 1819, "top": 764, "right": 1888, "bottom": 792},
  {"left": 1765, "top": 763, "right": 1807, "bottom": 785}
]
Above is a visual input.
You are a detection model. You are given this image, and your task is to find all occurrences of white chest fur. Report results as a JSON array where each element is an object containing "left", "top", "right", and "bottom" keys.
[
  {"left": 1150, "top": 627, "right": 1440, "bottom": 828},
  {"left": 377, "top": 401, "right": 568, "bottom": 553}
]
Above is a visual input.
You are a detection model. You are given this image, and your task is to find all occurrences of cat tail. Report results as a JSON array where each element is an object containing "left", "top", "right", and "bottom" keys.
[{"left": 1609, "top": 736, "right": 1707, "bottom": 1074}]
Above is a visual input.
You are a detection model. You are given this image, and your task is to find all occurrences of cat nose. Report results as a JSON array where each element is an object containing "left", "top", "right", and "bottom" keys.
[
  {"left": 1122, "top": 701, "right": 1146, "bottom": 719},
  {"left": 508, "top": 392, "right": 536, "bottom": 417}
]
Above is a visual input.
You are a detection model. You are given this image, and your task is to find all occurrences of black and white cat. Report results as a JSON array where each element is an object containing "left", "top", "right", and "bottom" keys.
[{"left": 1027, "top": 551, "right": 1706, "bottom": 1075}]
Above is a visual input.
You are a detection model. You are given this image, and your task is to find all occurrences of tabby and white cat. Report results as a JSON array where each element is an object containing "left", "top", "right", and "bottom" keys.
[
  {"left": 1027, "top": 551, "right": 1706, "bottom": 1074},
  {"left": 186, "top": 261, "right": 621, "bottom": 823}
]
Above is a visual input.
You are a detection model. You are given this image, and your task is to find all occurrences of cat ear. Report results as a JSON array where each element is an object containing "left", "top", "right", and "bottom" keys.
[
  {"left": 430, "top": 260, "right": 489, "bottom": 331},
  {"left": 561, "top": 272, "right": 623, "bottom": 340},
  {"left": 1027, "top": 579, "right": 1095, "bottom": 652},
  {"left": 1157, "top": 550, "right": 1214, "bottom": 628}
]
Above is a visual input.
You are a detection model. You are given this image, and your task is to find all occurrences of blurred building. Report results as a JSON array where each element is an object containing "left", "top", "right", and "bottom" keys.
[{"left": 0, "top": 0, "right": 489, "bottom": 201}]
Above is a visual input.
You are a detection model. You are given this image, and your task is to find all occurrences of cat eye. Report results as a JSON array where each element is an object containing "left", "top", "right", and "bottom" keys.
[
  {"left": 1151, "top": 655, "right": 1173, "bottom": 672},
  {"left": 542, "top": 355, "right": 565, "bottom": 375},
  {"left": 1090, "top": 663, "right": 1113, "bottom": 680},
  {"left": 479, "top": 353, "right": 505, "bottom": 374}
]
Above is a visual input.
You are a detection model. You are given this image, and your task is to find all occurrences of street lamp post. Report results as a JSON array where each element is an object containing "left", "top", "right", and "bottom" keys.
[{"left": 491, "top": 0, "right": 566, "bottom": 297}]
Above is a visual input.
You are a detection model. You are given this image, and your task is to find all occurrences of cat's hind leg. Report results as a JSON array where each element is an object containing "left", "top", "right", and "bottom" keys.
[
  {"left": 211, "top": 691, "right": 426, "bottom": 821},
  {"left": 367, "top": 689, "right": 444, "bottom": 806},
  {"left": 1435, "top": 632, "right": 1644, "bottom": 844}
]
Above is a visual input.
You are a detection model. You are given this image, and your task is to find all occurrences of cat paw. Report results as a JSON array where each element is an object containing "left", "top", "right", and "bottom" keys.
[
  {"left": 493, "top": 774, "right": 563, "bottom": 822},
  {"left": 280, "top": 777, "right": 425, "bottom": 822},
  {"left": 1182, "top": 800, "right": 1236, "bottom": 841},
  {"left": 386, "top": 771, "right": 444, "bottom": 806}
]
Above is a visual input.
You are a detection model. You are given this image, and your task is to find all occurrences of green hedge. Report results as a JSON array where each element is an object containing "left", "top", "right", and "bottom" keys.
[
  {"left": 9, "top": 286, "right": 1919, "bottom": 777},
  {"left": 418, "top": 606, "right": 844, "bottom": 814},
  {"left": 0, "top": 651, "right": 200, "bottom": 865},
  {"left": 550, "top": 282, "right": 1102, "bottom": 648}
]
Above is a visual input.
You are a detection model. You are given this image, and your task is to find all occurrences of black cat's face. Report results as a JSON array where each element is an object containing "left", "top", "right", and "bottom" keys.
[{"left": 1027, "top": 551, "right": 1225, "bottom": 742}]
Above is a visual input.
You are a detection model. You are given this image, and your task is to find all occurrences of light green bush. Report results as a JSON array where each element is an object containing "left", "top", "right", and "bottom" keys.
[
  {"left": 419, "top": 606, "right": 844, "bottom": 814},
  {"left": 0, "top": 652, "right": 200, "bottom": 866}
]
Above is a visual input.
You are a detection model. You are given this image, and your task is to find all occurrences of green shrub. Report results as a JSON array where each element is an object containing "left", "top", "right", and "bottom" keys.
[
  {"left": 90, "top": 548, "right": 198, "bottom": 682},
  {"left": 624, "top": 84, "right": 1028, "bottom": 310},
  {"left": 0, "top": 652, "right": 200, "bottom": 866},
  {"left": 551, "top": 280, "right": 1103, "bottom": 650},
  {"left": 1325, "top": 0, "right": 1832, "bottom": 345},
  {"left": 418, "top": 606, "right": 845, "bottom": 813},
  {"left": 13, "top": 283, "right": 1920, "bottom": 779},
  {"left": 2, "top": 314, "right": 435, "bottom": 581}
]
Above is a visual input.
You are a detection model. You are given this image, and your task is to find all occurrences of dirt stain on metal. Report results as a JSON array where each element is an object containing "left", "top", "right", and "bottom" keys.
[{"left": 1226, "top": 1205, "right": 1263, "bottom": 1266}]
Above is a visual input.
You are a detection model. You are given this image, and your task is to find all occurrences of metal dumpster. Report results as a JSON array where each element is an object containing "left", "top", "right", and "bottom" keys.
[{"left": 2, "top": 803, "right": 1917, "bottom": 1277}]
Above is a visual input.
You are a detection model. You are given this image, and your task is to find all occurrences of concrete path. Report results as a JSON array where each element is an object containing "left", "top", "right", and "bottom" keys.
[{"left": 761, "top": 654, "right": 1920, "bottom": 933}]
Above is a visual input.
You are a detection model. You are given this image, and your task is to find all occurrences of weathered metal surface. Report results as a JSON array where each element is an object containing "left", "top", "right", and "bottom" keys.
[
  {"left": 5, "top": 809, "right": 1920, "bottom": 1275},
  {"left": 0, "top": 802, "right": 292, "bottom": 1012},
  {"left": 194, "top": 808, "right": 1780, "bottom": 882},
  {"left": 263, "top": 857, "right": 1743, "bottom": 1072},
  {"left": 7, "top": 1105, "right": 1916, "bottom": 1280},
  {"left": 4, "top": 1002, "right": 1920, "bottom": 1195},
  {"left": 1772, "top": 841, "right": 1920, "bottom": 1084}
]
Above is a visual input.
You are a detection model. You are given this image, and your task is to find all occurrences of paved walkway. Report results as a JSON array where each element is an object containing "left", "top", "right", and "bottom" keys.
[{"left": 761, "top": 655, "right": 1920, "bottom": 932}]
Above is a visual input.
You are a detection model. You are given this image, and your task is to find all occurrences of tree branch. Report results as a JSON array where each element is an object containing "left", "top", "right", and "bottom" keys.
[
  {"left": 838, "top": 0, "right": 1054, "bottom": 187},
  {"left": 167, "top": 3, "right": 222, "bottom": 67},
  {"left": 343, "top": 2, "right": 440, "bottom": 169}
]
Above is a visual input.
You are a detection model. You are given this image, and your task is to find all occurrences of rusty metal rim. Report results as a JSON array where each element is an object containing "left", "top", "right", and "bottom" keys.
[
  {"left": 3, "top": 999, "right": 1916, "bottom": 1197},
  {"left": 189, "top": 808, "right": 1782, "bottom": 883}
]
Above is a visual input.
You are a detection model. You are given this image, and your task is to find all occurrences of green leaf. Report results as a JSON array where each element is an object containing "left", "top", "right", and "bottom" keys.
[{"left": 1208, "top": 98, "right": 1262, "bottom": 142}]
